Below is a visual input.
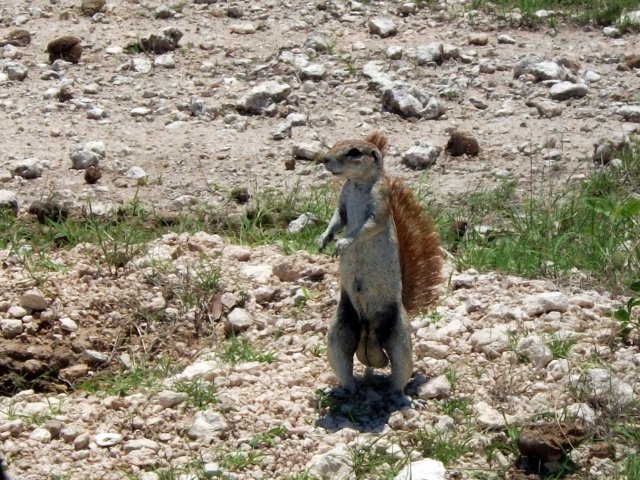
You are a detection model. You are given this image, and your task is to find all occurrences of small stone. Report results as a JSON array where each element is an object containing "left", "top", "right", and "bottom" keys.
[
  {"left": 124, "top": 439, "right": 160, "bottom": 452},
  {"left": 230, "top": 23, "right": 257, "bottom": 34},
  {"left": 292, "top": 141, "right": 323, "bottom": 160},
  {"left": 60, "top": 425, "right": 85, "bottom": 443},
  {"left": 307, "top": 444, "right": 352, "bottom": 480},
  {"left": 30, "top": 428, "right": 52, "bottom": 443},
  {"left": 60, "top": 364, "right": 90, "bottom": 380},
  {"left": 564, "top": 403, "right": 596, "bottom": 425},
  {"left": 603, "top": 26, "right": 621, "bottom": 38},
  {"left": 227, "top": 4, "right": 244, "bottom": 18},
  {"left": 225, "top": 308, "right": 253, "bottom": 335},
  {"left": 524, "top": 292, "right": 568, "bottom": 316},
  {"left": 8, "top": 306, "right": 27, "bottom": 319},
  {"left": 497, "top": 34, "right": 516, "bottom": 44},
  {"left": 139, "top": 27, "right": 183, "bottom": 54},
  {"left": 549, "top": 82, "right": 588, "bottom": 101},
  {"left": 84, "top": 165, "right": 102, "bottom": 184},
  {"left": 70, "top": 142, "right": 105, "bottom": 170},
  {"left": 303, "top": 31, "right": 330, "bottom": 52},
  {"left": 46, "top": 37, "right": 82, "bottom": 64},
  {"left": 547, "top": 359, "right": 569, "bottom": 381},
  {"left": 468, "top": 33, "right": 488, "bottom": 46},
  {"left": 156, "top": 390, "right": 188, "bottom": 408},
  {"left": 469, "top": 326, "right": 509, "bottom": 358},
  {"left": 416, "top": 42, "right": 443, "bottom": 65},
  {"left": 95, "top": 432, "right": 123, "bottom": 447},
  {"left": 124, "top": 166, "right": 147, "bottom": 179},
  {"left": 74, "top": 432, "right": 90, "bottom": 450},
  {"left": 236, "top": 81, "right": 291, "bottom": 114},
  {"left": 368, "top": 17, "right": 397, "bottom": 38},
  {"left": 417, "top": 375, "right": 451, "bottom": 400},
  {"left": 446, "top": 131, "right": 479, "bottom": 157},
  {"left": 617, "top": 105, "right": 640, "bottom": 123},
  {"left": 401, "top": 141, "right": 442, "bottom": 170},
  {"left": 154, "top": 54, "right": 175, "bottom": 69},
  {"left": 525, "top": 98, "right": 563, "bottom": 118},
  {"left": 474, "top": 401, "right": 508, "bottom": 428},
  {"left": 516, "top": 335, "right": 553, "bottom": 368},
  {"left": 154, "top": 5, "right": 173, "bottom": 19},
  {"left": 131, "top": 57, "right": 152, "bottom": 73},
  {"left": 0, "top": 29, "right": 31, "bottom": 47},
  {"left": 386, "top": 46, "right": 403, "bottom": 60},
  {"left": 300, "top": 64, "right": 327, "bottom": 81},
  {"left": 81, "top": 0, "right": 106, "bottom": 16},
  {"left": 394, "top": 458, "right": 446, "bottom": 480},
  {"left": 3, "top": 61, "right": 28, "bottom": 81},
  {"left": 271, "top": 122, "right": 292, "bottom": 140},
  {"left": 131, "top": 107, "right": 152, "bottom": 117},
  {"left": 59, "top": 317, "right": 79, "bottom": 332},
  {"left": 1, "top": 319, "right": 23, "bottom": 338},
  {"left": 187, "top": 411, "right": 228, "bottom": 441},
  {"left": 625, "top": 54, "right": 640, "bottom": 69},
  {"left": 0, "top": 190, "right": 19, "bottom": 214},
  {"left": 287, "top": 213, "right": 316, "bottom": 234},
  {"left": 20, "top": 289, "right": 48, "bottom": 310},
  {"left": 13, "top": 158, "right": 43, "bottom": 179},
  {"left": 583, "top": 70, "right": 600, "bottom": 82}
]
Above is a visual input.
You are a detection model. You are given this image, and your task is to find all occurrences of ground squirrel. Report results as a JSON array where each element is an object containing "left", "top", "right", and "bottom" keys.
[{"left": 317, "top": 131, "right": 443, "bottom": 393}]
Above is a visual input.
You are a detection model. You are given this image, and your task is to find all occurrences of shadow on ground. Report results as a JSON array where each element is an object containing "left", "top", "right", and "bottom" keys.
[{"left": 313, "top": 372, "right": 429, "bottom": 433}]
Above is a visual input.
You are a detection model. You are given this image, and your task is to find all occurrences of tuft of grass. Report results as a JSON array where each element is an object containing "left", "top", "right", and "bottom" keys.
[
  {"left": 1, "top": 398, "right": 62, "bottom": 426},
  {"left": 609, "top": 279, "right": 640, "bottom": 344},
  {"left": 76, "top": 358, "right": 177, "bottom": 396},
  {"left": 219, "top": 451, "right": 260, "bottom": 472},
  {"left": 407, "top": 429, "right": 472, "bottom": 467},
  {"left": 546, "top": 334, "right": 579, "bottom": 359},
  {"left": 249, "top": 425, "right": 288, "bottom": 449},
  {"left": 469, "top": 0, "right": 640, "bottom": 29},
  {"left": 427, "top": 142, "right": 640, "bottom": 291},
  {"left": 349, "top": 439, "right": 405, "bottom": 480},
  {"left": 220, "top": 335, "right": 277, "bottom": 364},
  {"left": 173, "top": 378, "right": 217, "bottom": 410}
]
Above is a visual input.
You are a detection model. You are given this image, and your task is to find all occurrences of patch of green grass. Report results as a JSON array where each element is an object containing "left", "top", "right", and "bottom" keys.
[
  {"left": 285, "top": 473, "right": 321, "bottom": 480},
  {"left": 349, "top": 439, "right": 405, "bottom": 480},
  {"left": 223, "top": 182, "right": 334, "bottom": 254},
  {"left": 219, "top": 451, "right": 260, "bottom": 472},
  {"left": 440, "top": 397, "right": 473, "bottom": 418},
  {"left": 546, "top": 334, "right": 579, "bottom": 359},
  {"left": 249, "top": 425, "right": 288, "bottom": 448},
  {"left": 1, "top": 397, "right": 62, "bottom": 426},
  {"left": 469, "top": 0, "right": 640, "bottom": 29},
  {"left": 407, "top": 429, "right": 472, "bottom": 467},
  {"left": 427, "top": 142, "right": 640, "bottom": 291},
  {"left": 173, "top": 378, "right": 217, "bottom": 410},
  {"left": 76, "top": 358, "right": 177, "bottom": 396},
  {"left": 220, "top": 335, "right": 277, "bottom": 364},
  {"left": 622, "top": 453, "right": 640, "bottom": 478},
  {"left": 609, "top": 279, "right": 640, "bottom": 343}
]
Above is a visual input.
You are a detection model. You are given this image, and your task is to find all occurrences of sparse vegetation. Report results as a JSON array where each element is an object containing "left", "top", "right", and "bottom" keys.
[
  {"left": 407, "top": 429, "right": 473, "bottom": 467},
  {"left": 220, "top": 335, "right": 277, "bottom": 364},
  {"left": 173, "top": 378, "right": 218, "bottom": 410},
  {"left": 349, "top": 439, "right": 405, "bottom": 480}
]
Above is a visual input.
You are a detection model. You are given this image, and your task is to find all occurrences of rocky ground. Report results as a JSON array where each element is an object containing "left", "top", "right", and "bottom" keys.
[{"left": 1, "top": 0, "right": 640, "bottom": 479}]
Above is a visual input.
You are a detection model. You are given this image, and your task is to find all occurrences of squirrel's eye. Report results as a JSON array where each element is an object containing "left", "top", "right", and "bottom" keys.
[{"left": 346, "top": 148, "right": 362, "bottom": 158}]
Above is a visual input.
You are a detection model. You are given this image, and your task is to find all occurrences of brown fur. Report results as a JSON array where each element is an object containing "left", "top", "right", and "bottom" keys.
[
  {"left": 386, "top": 175, "right": 443, "bottom": 312},
  {"left": 366, "top": 131, "right": 389, "bottom": 155}
]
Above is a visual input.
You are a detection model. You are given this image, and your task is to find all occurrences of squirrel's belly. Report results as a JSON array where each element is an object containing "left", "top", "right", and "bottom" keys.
[{"left": 339, "top": 237, "right": 401, "bottom": 316}]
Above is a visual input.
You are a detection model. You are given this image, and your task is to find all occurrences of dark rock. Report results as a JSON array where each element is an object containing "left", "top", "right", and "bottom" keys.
[
  {"left": 46, "top": 37, "right": 82, "bottom": 64},
  {"left": 84, "top": 165, "right": 102, "bottom": 184},
  {"left": 81, "top": 0, "right": 106, "bottom": 16},
  {"left": 518, "top": 422, "right": 587, "bottom": 465},
  {"left": 0, "top": 29, "right": 31, "bottom": 47},
  {"left": 230, "top": 187, "right": 250, "bottom": 204},
  {"left": 446, "top": 131, "right": 480, "bottom": 157},
  {"left": 284, "top": 157, "right": 296, "bottom": 170},
  {"left": 57, "top": 86, "right": 73, "bottom": 103},
  {"left": 139, "top": 28, "right": 183, "bottom": 54},
  {"left": 28, "top": 200, "right": 70, "bottom": 224},
  {"left": 626, "top": 54, "right": 640, "bottom": 69}
]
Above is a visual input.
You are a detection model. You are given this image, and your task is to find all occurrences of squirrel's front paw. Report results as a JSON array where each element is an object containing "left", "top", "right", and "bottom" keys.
[{"left": 332, "top": 238, "right": 352, "bottom": 258}]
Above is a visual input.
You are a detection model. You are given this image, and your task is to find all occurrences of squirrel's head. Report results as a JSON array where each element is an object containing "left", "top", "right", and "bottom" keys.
[{"left": 319, "top": 132, "right": 388, "bottom": 182}]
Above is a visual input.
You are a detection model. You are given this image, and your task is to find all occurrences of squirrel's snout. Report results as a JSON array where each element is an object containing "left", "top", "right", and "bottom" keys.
[{"left": 317, "top": 153, "right": 335, "bottom": 165}]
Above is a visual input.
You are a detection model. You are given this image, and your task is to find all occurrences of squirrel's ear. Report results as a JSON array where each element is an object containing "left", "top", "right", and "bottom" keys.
[{"left": 372, "top": 149, "right": 383, "bottom": 165}]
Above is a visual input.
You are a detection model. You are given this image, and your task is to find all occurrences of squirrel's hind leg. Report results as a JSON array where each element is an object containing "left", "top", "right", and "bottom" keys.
[
  {"left": 380, "top": 306, "right": 413, "bottom": 393},
  {"left": 327, "top": 291, "right": 360, "bottom": 392}
]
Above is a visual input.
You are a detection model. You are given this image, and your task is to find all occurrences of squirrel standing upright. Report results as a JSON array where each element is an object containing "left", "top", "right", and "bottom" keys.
[{"left": 317, "top": 131, "right": 443, "bottom": 393}]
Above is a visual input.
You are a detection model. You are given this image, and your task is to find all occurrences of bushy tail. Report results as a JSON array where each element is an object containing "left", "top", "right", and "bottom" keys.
[{"left": 386, "top": 176, "right": 443, "bottom": 313}]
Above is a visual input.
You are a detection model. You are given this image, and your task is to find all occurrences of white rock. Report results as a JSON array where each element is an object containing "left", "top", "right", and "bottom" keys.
[
  {"left": 416, "top": 42, "right": 443, "bottom": 65},
  {"left": 154, "top": 54, "right": 175, "bottom": 68},
  {"left": 401, "top": 141, "right": 441, "bottom": 170},
  {"left": 583, "top": 70, "right": 600, "bottom": 82},
  {"left": 546, "top": 358, "right": 569, "bottom": 381},
  {"left": 3, "top": 61, "right": 28, "bottom": 81},
  {"left": 287, "top": 213, "right": 316, "bottom": 234},
  {"left": 497, "top": 34, "right": 516, "bottom": 44},
  {"left": 524, "top": 292, "right": 569, "bottom": 316},
  {"left": 417, "top": 375, "right": 451, "bottom": 400},
  {"left": 175, "top": 361, "right": 223, "bottom": 382},
  {"left": 516, "top": 335, "right": 553, "bottom": 368},
  {"left": 225, "top": 308, "right": 253, "bottom": 334},
  {"left": 30, "top": 427, "right": 52, "bottom": 443},
  {"left": 8, "top": 305, "right": 28, "bottom": 318},
  {"left": 95, "top": 432, "right": 123, "bottom": 447},
  {"left": 126, "top": 448, "right": 159, "bottom": 467},
  {"left": 549, "top": 81, "right": 589, "bottom": 100},
  {"left": 564, "top": 402, "right": 596, "bottom": 425},
  {"left": 125, "top": 166, "right": 148, "bottom": 179},
  {"left": 20, "top": 289, "right": 49, "bottom": 310},
  {"left": 188, "top": 411, "right": 228, "bottom": 441},
  {"left": 124, "top": 439, "right": 160, "bottom": 452},
  {"left": 130, "top": 107, "right": 151, "bottom": 117},
  {"left": 307, "top": 444, "right": 352, "bottom": 480},
  {"left": 394, "top": 458, "right": 446, "bottom": 480},
  {"left": 1, "top": 319, "right": 23, "bottom": 338},
  {"left": 132, "top": 57, "right": 152, "bottom": 73},
  {"left": 617, "top": 105, "right": 640, "bottom": 123},
  {"left": 236, "top": 81, "right": 291, "bottom": 114},
  {"left": 570, "top": 368, "right": 635, "bottom": 406},
  {"left": 386, "top": 46, "right": 403, "bottom": 60},
  {"left": 300, "top": 64, "right": 327, "bottom": 81},
  {"left": 0, "top": 190, "right": 18, "bottom": 214},
  {"left": 241, "top": 264, "right": 273, "bottom": 283},
  {"left": 59, "top": 317, "right": 79, "bottom": 332},
  {"left": 469, "top": 326, "right": 509, "bottom": 357},
  {"left": 156, "top": 390, "right": 188, "bottom": 408},
  {"left": 60, "top": 425, "right": 85, "bottom": 443},
  {"left": 368, "top": 17, "right": 397, "bottom": 38},
  {"left": 473, "top": 401, "right": 508, "bottom": 428}
]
